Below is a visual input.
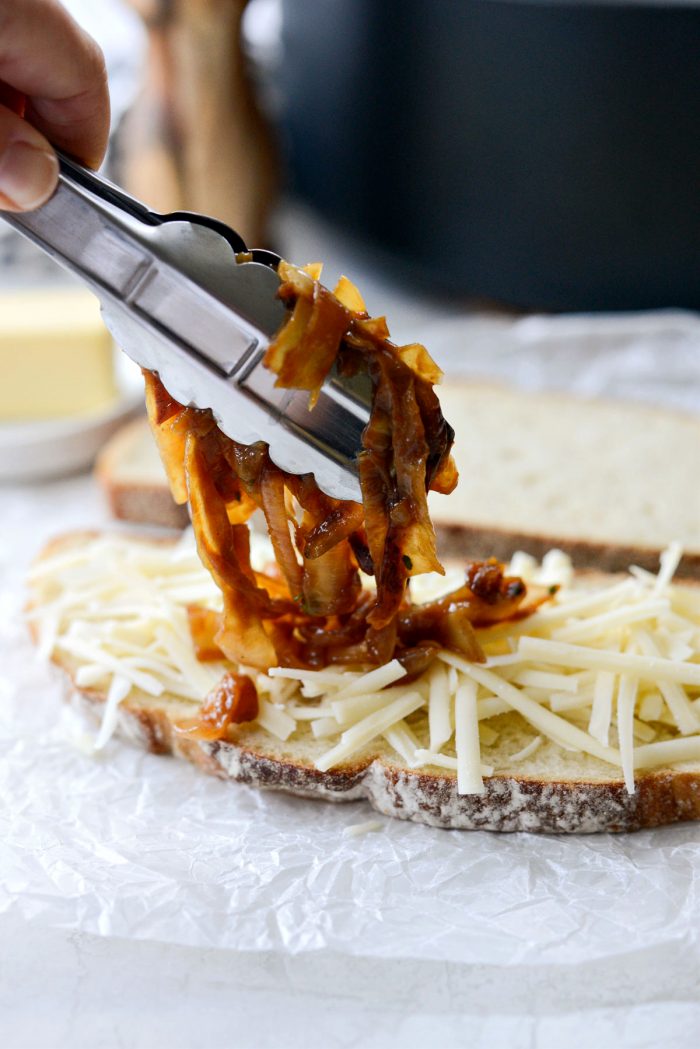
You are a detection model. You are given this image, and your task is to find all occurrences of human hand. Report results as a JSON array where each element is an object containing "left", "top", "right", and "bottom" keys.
[{"left": 0, "top": 0, "right": 110, "bottom": 211}]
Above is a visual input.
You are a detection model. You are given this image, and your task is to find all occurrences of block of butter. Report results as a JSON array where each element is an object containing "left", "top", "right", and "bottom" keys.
[{"left": 0, "top": 286, "right": 117, "bottom": 420}]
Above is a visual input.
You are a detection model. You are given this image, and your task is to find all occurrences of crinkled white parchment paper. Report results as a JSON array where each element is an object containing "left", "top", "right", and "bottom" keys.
[
  {"left": 1, "top": 313, "right": 700, "bottom": 978},
  {"left": 1, "top": 613, "right": 700, "bottom": 970}
]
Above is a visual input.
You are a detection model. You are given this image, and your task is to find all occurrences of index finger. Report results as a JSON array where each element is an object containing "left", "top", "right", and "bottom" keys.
[{"left": 0, "top": 0, "right": 110, "bottom": 167}]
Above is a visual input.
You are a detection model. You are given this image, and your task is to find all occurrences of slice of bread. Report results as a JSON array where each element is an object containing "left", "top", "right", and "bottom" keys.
[
  {"left": 59, "top": 676, "right": 700, "bottom": 835},
  {"left": 96, "top": 385, "right": 700, "bottom": 578},
  {"left": 95, "top": 416, "right": 189, "bottom": 530},
  {"left": 429, "top": 383, "right": 700, "bottom": 576},
  {"left": 28, "top": 532, "right": 700, "bottom": 834}
]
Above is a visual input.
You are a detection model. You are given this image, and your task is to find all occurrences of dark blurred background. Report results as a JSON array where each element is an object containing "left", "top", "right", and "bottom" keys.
[
  {"left": 275, "top": 0, "right": 700, "bottom": 311},
  {"left": 104, "top": 0, "right": 700, "bottom": 314}
]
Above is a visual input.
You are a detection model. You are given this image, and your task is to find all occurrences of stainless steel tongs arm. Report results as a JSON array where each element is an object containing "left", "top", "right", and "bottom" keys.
[
  {"left": 3, "top": 152, "right": 175, "bottom": 299},
  {"left": 3, "top": 152, "right": 293, "bottom": 374},
  {"left": 2, "top": 154, "right": 369, "bottom": 503}
]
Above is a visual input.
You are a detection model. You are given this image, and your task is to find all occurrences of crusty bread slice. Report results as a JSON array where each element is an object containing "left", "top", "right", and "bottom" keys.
[
  {"left": 429, "top": 382, "right": 700, "bottom": 576},
  {"left": 95, "top": 416, "right": 189, "bottom": 529},
  {"left": 96, "top": 386, "right": 700, "bottom": 578},
  {"left": 29, "top": 533, "right": 700, "bottom": 834}
]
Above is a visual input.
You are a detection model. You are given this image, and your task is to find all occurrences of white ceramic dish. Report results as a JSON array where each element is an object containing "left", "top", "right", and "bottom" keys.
[{"left": 0, "top": 386, "right": 143, "bottom": 483}]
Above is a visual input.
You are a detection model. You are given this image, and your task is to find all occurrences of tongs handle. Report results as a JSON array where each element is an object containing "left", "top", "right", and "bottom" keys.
[
  {"left": 56, "top": 151, "right": 163, "bottom": 228},
  {"left": 1, "top": 151, "right": 262, "bottom": 294},
  {"left": 55, "top": 152, "right": 284, "bottom": 266},
  {"left": 2, "top": 150, "right": 285, "bottom": 336},
  {"left": 56, "top": 152, "right": 275, "bottom": 261},
  {"left": 2, "top": 152, "right": 163, "bottom": 300}
]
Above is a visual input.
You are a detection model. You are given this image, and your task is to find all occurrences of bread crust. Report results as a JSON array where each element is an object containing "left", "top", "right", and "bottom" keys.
[
  {"left": 100, "top": 480, "right": 189, "bottom": 531},
  {"left": 436, "top": 523, "right": 700, "bottom": 580},
  {"left": 95, "top": 417, "right": 189, "bottom": 529}
]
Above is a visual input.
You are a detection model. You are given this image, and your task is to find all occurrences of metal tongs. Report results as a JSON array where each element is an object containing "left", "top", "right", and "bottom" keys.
[{"left": 3, "top": 153, "right": 369, "bottom": 502}]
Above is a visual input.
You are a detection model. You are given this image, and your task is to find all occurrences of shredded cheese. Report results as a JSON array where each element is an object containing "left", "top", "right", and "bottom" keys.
[
  {"left": 588, "top": 670, "right": 616, "bottom": 747},
  {"left": 93, "top": 674, "right": 130, "bottom": 751},
  {"left": 413, "top": 750, "right": 494, "bottom": 777},
  {"left": 255, "top": 698, "right": 296, "bottom": 741},
  {"left": 428, "top": 661, "right": 452, "bottom": 751},
  {"left": 311, "top": 716, "right": 342, "bottom": 739},
  {"left": 654, "top": 541, "right": 683, "bottom": 596},
  {"left": 454, "top": 679, "right": 484, "bottom": 795},
  {"left": 512, "top": 669, "right": 580, "bottom": 693},
  {"left": 508, "top": 736, "right": 544, "bottom": 763},
  {"left": 518, "top": 637, "right": 700, "bottom": 687},
  {"left": 634, "top": 735, "right": 700, "bottom": 769},
  {"left": 632, "top": 630, "right": 700, "bottom": 734},
  {"left": 342, "top": 819, "right": 383, "bottom": 838},
  {"left": 383, "top": 721, "right": 420, "bottom": 766},
  {"left": 617, "top": 674, "right": 638, "bottom": 793},
  {"left": 638, "top": 691, "right": 664, "bottom": 723},
  {"left": 329, "top": 659, "right": 406, "bottom": 702},
  {"left": 453, "top": 660, "right": 622, "bottom": 767},
  {"left": 315, "top": 691, "right": 425, "bottom": 772},
  {"left": 551, "top": 599, "right": 669, "bottom": 643},
  {"left": 332, "top": 684, "right": 427, "bottom": 727},
  {"left": 30, "top": 533, "right": 700, "bottom": 796}
]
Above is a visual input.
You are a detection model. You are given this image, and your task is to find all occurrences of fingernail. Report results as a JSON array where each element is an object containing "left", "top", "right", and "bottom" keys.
[{"left": 0, "top": 140, "right": 58, "bottom": 210}]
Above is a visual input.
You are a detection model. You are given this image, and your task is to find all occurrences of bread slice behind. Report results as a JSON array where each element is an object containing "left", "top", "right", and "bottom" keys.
[
  {"left": 429, "top": 382, "right": 700, "bottom": 576},
  {"left": 95, "top": 416, "right": 189, "bottom": 529}
]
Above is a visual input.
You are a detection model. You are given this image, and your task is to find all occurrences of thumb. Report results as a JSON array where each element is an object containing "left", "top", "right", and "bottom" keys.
[{"left": 0, "top": 105, "right": 58, "bottom": 212}]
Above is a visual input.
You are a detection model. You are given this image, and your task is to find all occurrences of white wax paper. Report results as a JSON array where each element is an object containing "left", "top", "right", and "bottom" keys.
[
  {"left": 1, "top": 311, "right": 700, "bottom": 982},
  {"left": 1, "top": 620, "right": 700, "bottom": 971}
]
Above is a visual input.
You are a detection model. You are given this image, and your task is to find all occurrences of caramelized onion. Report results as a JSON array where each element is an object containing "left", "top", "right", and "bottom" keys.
[
  {"left": 145, "top": 263, "right": 547, "bottom": 678},
  {"left": 187, "top": 606, "right": 223, "bottom": 662},
  {"left": 259, "top": 462, "right": 303, "bottom": 600},
  {"left": 303, "top": 503, "right": 364, "bottom": 560},
  {"left": 397, "top": 642, "right": 442, "bottom": 679},
  {"left": 175, "top": 672, "right": 258, "bottom": 740}
]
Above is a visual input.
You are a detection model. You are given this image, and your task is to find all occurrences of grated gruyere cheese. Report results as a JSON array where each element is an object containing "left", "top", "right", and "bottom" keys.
[
  {"left": 28, "top": 532, "right": 700, "bottom": 794},
  {"left": 454, "top": 679, "right": 484, "bottom": 795}
]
